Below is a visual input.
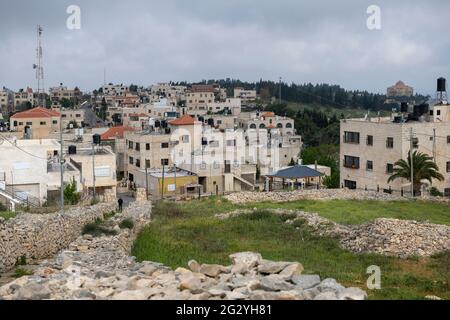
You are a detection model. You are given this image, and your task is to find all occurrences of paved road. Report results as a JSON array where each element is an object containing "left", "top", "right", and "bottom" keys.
[{"left": 82, "top": 103, "right": 107, "bottom": 128}]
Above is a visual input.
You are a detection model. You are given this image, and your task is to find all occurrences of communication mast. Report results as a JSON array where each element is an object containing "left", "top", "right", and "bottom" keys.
[{"left": 33, "top": 25, "right": 45, "bottom": 107}]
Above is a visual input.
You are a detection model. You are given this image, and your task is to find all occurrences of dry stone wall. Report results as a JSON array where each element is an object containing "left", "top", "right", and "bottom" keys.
[{"left": 0, "top": 203, "right": 116, "bottom": 272}]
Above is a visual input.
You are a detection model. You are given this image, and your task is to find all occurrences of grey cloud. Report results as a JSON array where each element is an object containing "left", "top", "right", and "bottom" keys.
[{"left": 0, "top": 0, "right": 449, "bottom": 95}]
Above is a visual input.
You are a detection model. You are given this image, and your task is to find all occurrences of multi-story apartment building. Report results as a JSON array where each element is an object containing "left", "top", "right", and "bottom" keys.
[
  {"left": 61, "top": 109, "right": 85, "bottom": 128},
  {"left": 49, "top": 85, "right": 82, "bottom": 102},
  {"left": 238, "top": 111, "right": 296, "bottom": 136},
  {"left": 185, "top": 85, "right": 216, "bottom": 114},
  {"left": 234, "top": 88, "right": 257, "bottom": 102},
  {"left": 0, "top": 138, "right": 81, "bottom": 207},
  {"left": 14, "top": 88, "right": 35, "bottom": 110},
  {"left": 10, "top": 107, "right": 60, "bottom": 139},
  {"left": 150, "top": 83, "right": 186, "bottom": 106},
  {"left": 340, "top": 102, "right": 450, "bottom": 196},
  {"left": 0, "top": 88, "right": 13, "bottom": 115},
  {"left": 102, "top": 84, "right": 129, "bottom": 96}
]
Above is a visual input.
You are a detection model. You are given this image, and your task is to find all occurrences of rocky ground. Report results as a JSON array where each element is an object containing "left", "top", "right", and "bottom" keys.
[
  {"left": 0, "top": 202, "right": 367, "bottom": 300},
  {"left": 0, "top": 251, "right": 367, "bottom": 300},
  {"left": 217, "top": 209, "right": 450, "bottom": 258},
  {"left": 225, "top": 189, "right": 450, "bottom": 204}
]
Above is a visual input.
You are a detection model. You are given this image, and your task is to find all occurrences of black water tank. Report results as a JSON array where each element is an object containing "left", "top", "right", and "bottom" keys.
[
  {"left": 198, "top": 116, "right": 204, "bottom": 123},
  {"left": 165, "top": 128, "right": 171, "bottom": 134},
  {"left": 202, "top": 138, "right": 208, "bottom": 146},
  {"left": 154, "top": 120, "right": 161, "bottom": 128},
  {"left": 68, "top": 145, "right": 77, "bottom": 155},
  {"left": 400, "top": 102, "right": 408, "bottom": 113},
  {"left": 437, "top": 77, "right": 446, "bottom": 92},
  {"left": 93, "top": 134, "right": 101, "bottom": 145},
  {"left": 161, "top": 120, "right": 168, "bottom": 128},
  {"left": 207, "top": 118, "right": 214, "bottom": 126}
]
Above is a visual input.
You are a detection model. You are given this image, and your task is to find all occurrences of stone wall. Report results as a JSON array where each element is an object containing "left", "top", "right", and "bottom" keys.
[{"left": 0, "top": 203, "right": 116, "bottom": 272}]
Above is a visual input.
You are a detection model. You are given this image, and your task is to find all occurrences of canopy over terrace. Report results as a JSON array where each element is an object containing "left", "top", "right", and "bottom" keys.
[{"left": 265, "top": 165, "right": 324, "bottom": 190}]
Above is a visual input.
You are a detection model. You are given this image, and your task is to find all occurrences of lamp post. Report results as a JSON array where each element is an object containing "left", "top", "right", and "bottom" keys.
[{"left": 60, "top": 103, "right": 64, "bottom": 213}]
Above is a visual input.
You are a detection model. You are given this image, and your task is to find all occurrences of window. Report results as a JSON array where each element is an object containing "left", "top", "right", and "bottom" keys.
[
  {"left": 259, "top": 124, "right": 266, "bottom": 129},
  {"left": 437, "top": 110, "right": 441, "bottom": 116},
  {"left": 367, "top": 135, "right": 373, "bottom": 146},
  {"left": 146, "top": 143, "right": 150, "bottom": 150},
  {"left": 135, "top": 159, "right": 141, "bottom": 168},
  {"left": 344, "top": 180, "right": 357, "bottom": 189},
  {"left": 19, "top": 122, "right": 23, "bottom": 126},
  {"left": 135, "top": 143, "right": 140, "bottom": 151},
  {"left": 344, "top": 156, "right": 360, "bottom": 169},
  {"left": 161, "top": 159, "right": 169, "bottom": 166},
  {"left": 76, "top": 114, "right": 81, "bottom": 118},
  {"left": 277, "top": 123, "right": 283, "bottom": 128},
  {"left": 40, "top": 121, "right": 46, "bottom": 125},
  {"left": 226, "top": 140, "right": 236, "bottom": 147},
  {"left": 26, "top": 122, "right": 32, "bottom": 126},
  {"left": 286, "top": 123, "right": 293, "bottom": 129},
  {"left": 53, "top": 120, "right": 58, "bottom": 125},
  {"left": 412, "top": 137, "right": 419, "bottom": 149},
  {"left": 145, "top": 160, "right": 150, "bottom": 168},
  {"left": 128, "top": 141, "right": 133, "bottom": 149},
  {"left": 344, "top": 131, "right": 360, "bottom": 144},
  {"left": 161, "top": 143, "right": 169, "bottom": 149},
  {"left": 386, "top": 137, "right": 394, "bottom": 149},
  {"left": 249, "top": 124, "right": 257, "bottom": 129},
  {"left": 447, "top": 136, "right": 450, "bottom": 144},
  {"left": 366, "top": 161, "right": 373, "bottom": 171},
  {"left": 386, "top": 163, "right": 394, "bottom": 174},
  {"left": 13, "top": 121, "right": 17, "bottom": 126},
  {"left": 181, "top": 135, "right": 190, "bottom": 143},
  {"left": 447, "top": 162, "right": 450, "bottom": 173},
  {"left": 129, "top": 157, "right": 133, "bottom": 165}
]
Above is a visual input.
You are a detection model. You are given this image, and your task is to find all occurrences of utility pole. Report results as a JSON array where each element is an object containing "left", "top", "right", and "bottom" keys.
[
  {"left": 161, "top": 164, "right": 165, "bottom": 200},
  {"left": 432, "top": 128, "right": 437, "bottom": 163},
  {"left": 409, "top": 127, "right": 414, "bottom": 198},
  {"left": 92, "top": 144, "right": 96, "bottom": 201},
  {"left": 60, "top": 104, "right": 64, "bottom": 213},
  {"left": 145, "top": 166, "right": 149, "bottom": 200}
]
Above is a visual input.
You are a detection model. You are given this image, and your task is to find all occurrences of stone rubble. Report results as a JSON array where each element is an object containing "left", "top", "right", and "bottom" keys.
[
  {"left": 225, "top": 189, "right": 450, "bottom": 204},
  {"left": 217, "top": 208, "right": 450, "bottom": 258},
  {"left": 0, "top": 203, "right": 366, "bottom": 300}
]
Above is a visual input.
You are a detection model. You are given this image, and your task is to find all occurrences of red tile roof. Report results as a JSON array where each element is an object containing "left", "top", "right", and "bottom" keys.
[
  {"left": 262, "top": 112, "right": 275, "bottom": 118},
  {"left": 100, "top": 126, "right": 134, "bottom": 140},
  {"left": 169, "top": 114, "right": 197, "bottom": 126},
  {"left": 11, "top": 107, "right": 60, "bottom": 119}
]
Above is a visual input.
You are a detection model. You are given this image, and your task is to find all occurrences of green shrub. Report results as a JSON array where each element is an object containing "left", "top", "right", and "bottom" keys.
[
  {"left": 153, "top": 201, "right": 186, "bottom": 218},
  {"left": 82, "top": 219, "right": 117, "bottom": 237},
  {"left": 292, "top": 218, "right": 307, "bottom": 229},
  {"left": 104, "top": 211, "right": 116, "bottom": 220},
  {"left": 64, "top": 179, "right": 81, "bottom": 205},
  {"left": 15, "top": 255, "right": 27, "bottom": 266},
  {"left": 14, "top": 268, "right": 33, "bottom": 278},
  {"left": 429, "top": 187, "right": 443, "bottom": 197},
  {"left": 119, "top": 218, "right": 134, "bottom": 229},
  {"left": 278, "top": 212, "right": 298, "bottom": 222},
  {"left": 0, "top": 203, "right": 7, "bottom": 212}
]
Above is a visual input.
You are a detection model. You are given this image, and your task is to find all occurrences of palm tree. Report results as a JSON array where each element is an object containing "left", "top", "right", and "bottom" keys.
[{"left": 388, "top": 151, "right": 444, "bottom": 196}]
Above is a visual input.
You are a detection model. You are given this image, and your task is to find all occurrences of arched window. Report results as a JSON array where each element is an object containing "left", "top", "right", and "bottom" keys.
[
  {"left": 259, "top": 123, "right": 266, "bottom": 129},
  {"left": 286, "top": 123, "right": 293, "bottom": 128},
  {"left": 249, "top": 123, "right": 257, "bottom": 129},
  {"left": 277, "top": 123, "right": 283, "bottom": 128}
]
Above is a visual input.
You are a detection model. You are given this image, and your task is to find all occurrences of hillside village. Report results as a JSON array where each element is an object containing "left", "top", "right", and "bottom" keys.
[{"left": 0, "top": 77, "right": 449, "bottom": 301}]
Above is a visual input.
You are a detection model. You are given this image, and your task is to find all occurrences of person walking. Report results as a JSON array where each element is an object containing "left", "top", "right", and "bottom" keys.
[{"left": 118, "top": 198, "right": 123, "bottom": 212}]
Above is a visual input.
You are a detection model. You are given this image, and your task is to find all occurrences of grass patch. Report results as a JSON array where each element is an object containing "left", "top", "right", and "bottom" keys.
[
  {"left": 14, "top": 268, "right": 33, "bottom": 278},
  {"left": 244, "top": 199, "right": 450, "bottom": 226},
  {"left": 133, "top": 197, "right": 450, "bottom": 300},
  {"left": 0, "top": 211, "right": 16, "bottom": 220}
]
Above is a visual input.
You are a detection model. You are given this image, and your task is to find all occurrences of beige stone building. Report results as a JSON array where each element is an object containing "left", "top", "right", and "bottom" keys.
[
  {"left": 49, "top": 85, "right": 82, "bottom": 101},
  {"left": 234, "top": 88, "right": 257, "bottom": 102},
  {"left": 13, "top": 88, "right": 35, "bottom": 110},
  {"left": 340, "top": 102, "right": 450, "bottom": 196},
  {"left": 10, "top": 107, "right": 60, "bottom": 139},
  {"left": 61, "top": 109, "right": 85, "bottom": 128},
  {"left": 238, "top": 111, "right": 296, "bottom": 136}
]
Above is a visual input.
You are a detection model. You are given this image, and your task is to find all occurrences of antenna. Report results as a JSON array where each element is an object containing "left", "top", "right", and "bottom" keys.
[{"left": 33, "top": 25, "right": 45, "bottom": 107}]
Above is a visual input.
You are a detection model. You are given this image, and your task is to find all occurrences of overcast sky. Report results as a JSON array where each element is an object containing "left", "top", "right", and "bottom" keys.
[{"left": 0, "top": 0, "right": 449, "bottom": 94}]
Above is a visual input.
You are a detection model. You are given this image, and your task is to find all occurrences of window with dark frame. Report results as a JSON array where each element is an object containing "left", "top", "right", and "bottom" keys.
[{"left": 386, "top": 137, "right": 394, "bottom": 149}]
